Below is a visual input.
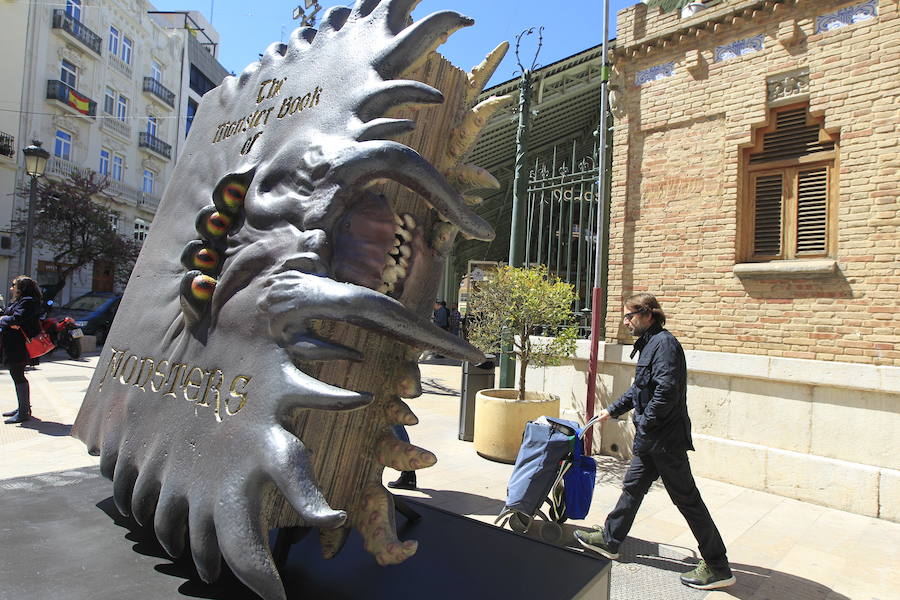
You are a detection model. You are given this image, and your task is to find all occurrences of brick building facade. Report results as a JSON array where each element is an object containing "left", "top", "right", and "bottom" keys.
[
  {"left": 606, "top": 0, "right": 899, "bottom": 365},
  {"left": 521, "top": 0, "right": 899, "bottom": 520}
]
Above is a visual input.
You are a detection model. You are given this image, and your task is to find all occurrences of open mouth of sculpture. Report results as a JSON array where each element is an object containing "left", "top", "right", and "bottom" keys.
[{"left": 331, "top": 191, "right": 428, "bottom": 300}]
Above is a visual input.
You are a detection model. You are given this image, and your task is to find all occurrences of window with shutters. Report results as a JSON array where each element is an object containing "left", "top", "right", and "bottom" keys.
[{"left": 741, "top": 103, "right": 838, "bottom": 261}]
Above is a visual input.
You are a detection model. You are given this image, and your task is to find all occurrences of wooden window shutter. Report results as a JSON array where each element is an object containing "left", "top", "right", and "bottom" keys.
[
  {"left": 753, "top": 173, "right": 783, "bottom": 257},
  {"left": 796, "top": 167, "right": 828, "bottom": 255},
  {"left": 750, "top": 108, "right": 835, "bottom": 164}
]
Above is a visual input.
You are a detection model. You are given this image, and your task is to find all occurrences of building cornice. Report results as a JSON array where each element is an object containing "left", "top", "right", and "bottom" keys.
[{"left": 613, "top": 0, "right": 805, "bottom": 61}]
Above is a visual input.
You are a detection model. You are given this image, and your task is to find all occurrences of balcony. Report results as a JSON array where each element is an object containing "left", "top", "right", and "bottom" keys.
[
  {"left": 47, "top": 80, "right": 96, "bottom": 118},
  {"left": 143, "top": 77, "right": 175, "bottom": 108},
  {"left": 137, "top": 193, "right": 161, "bottom": 213},
  {"left": 0, "top": 132, "right": 13, "bottom": 158},
  {"left": 46, "top": 156, "right": 92, "bottom": 180},
  {"left": 108, "top": 53, "right": 132, "bottom": 79},
  {"left": 100, "top": 115, "right": 132, "bottom": 140},
  {"left": 41, "top": 157, "right": 161, "bottom": 216},
  {"left": 51, "top": 9, "right": 101, "bottom": 55},
  {"left": 139, "top": 132, "right": 172, "bottom": 160}
]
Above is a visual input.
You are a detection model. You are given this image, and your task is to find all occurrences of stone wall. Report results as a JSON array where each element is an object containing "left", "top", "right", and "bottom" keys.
[
  {"left": 607, "top": 0, "right": 900, "bottom": 366},
  {"left": 521, "top": 339, "right": 900, "bottom": 521}
]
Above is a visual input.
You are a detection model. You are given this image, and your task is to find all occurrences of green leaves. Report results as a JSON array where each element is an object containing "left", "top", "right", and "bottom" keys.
[
  {"left": 14, "top": 172, "right": 141, "bottom": 288},
  {"left": 467, "top": 265, "right": 578, "bottom": 398}
]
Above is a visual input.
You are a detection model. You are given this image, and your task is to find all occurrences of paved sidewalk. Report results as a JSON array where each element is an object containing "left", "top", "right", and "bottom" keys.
[{"left": 2, "top": 355, "right": 898, "bottom": 599}]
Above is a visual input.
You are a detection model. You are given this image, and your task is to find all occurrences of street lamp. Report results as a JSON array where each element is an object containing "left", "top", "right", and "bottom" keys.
[{"left": 22, "top": 140, "right": 50, "bottom": 277}]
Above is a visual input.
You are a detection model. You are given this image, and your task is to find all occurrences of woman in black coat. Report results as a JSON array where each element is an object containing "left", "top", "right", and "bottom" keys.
[{"left": 1, "top": 276, "right": 42, "bottom": 423}]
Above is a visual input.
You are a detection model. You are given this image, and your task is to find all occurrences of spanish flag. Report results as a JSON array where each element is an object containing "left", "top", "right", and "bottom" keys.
[{"left": 66, "top": 89, "right": 91, "bottom": 115}]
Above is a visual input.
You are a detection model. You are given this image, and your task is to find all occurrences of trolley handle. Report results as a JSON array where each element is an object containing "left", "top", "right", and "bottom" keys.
[{"left": 577, "top": 414, "right": 601, "bottom": 440}]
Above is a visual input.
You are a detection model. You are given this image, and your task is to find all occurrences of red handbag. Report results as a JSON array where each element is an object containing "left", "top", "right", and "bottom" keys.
[{"left": 23, "top": 331, "right": 55, "bottom": 358}]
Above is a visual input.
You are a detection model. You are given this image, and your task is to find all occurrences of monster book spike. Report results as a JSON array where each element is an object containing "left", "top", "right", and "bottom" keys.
[{"left": 71, "top": 2, "right": 507, "bottom": 599}]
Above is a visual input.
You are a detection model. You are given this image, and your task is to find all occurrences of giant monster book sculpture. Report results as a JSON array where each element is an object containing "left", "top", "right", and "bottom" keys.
[{"left": 71, "top": 1, "right": 510, "bottom": 598}]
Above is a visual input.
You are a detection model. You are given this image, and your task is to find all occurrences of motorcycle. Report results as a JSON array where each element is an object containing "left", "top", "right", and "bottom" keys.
[{"left": 41, "top": 301, "right": 83, "bottom": 359}]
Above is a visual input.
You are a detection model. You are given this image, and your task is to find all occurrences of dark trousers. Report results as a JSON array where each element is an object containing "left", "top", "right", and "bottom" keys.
[{"left": 604, "top": 450, "right": 729, "bottom": 572}]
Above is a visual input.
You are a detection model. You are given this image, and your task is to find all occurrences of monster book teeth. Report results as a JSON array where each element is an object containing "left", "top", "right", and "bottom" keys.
[{"left": 71, "top": 2, "right": 511, "bottom": 599}]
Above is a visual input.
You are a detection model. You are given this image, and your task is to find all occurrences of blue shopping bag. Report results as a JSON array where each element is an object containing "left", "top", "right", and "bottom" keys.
[{"left": 563, "top": 449, "right": 596, "bottom": 520}]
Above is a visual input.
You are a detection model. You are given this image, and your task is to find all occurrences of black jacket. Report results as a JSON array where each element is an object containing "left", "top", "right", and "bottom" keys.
[
  {"left": 607, "top": 323, "right": 694, "bottom": 454},
  {"left": 1, "top": 296, "right": 42, "bottom": 365}
]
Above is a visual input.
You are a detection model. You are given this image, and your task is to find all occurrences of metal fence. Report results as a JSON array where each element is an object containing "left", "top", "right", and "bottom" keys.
[{"left": 524, "top": 140, "right": 600, "bottom": 317}]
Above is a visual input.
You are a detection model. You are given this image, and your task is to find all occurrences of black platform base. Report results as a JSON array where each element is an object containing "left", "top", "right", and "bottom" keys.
[{"left": 0, "top": 467, "right": 610, "bottom": 599}]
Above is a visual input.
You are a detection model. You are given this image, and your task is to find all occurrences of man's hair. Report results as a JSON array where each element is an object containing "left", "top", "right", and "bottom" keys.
[{"left": 624, "top": 293, "right": 666, "bottom": 326}]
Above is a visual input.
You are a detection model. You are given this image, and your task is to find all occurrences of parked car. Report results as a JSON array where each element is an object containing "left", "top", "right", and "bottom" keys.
[{"left": 56, "top": 292, "right": 122, "bottom": 346}]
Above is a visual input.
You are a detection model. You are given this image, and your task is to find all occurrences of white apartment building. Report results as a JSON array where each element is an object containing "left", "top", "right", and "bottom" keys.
[{"left": 0, "top": 0, "right": 228, "bottom": 303}]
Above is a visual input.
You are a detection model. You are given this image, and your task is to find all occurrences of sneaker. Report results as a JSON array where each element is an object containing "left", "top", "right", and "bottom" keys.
[
  {"left": 679, "top": 560, "right": 736, "bottom": 590},
  {"left": 574, "top": 528, "right": 620, "bottom": 560}
]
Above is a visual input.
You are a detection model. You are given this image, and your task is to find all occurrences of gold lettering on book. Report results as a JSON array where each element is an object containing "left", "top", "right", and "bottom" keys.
[{"left": 98, "top": 347, "right": 252, "bottom": 422}]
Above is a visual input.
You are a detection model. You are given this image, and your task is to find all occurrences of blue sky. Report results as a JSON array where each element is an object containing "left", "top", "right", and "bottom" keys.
[{"left": 149, "top": 0, "right": 636, "bottom": 87}]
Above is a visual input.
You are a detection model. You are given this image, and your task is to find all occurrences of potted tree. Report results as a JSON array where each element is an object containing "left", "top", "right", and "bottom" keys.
[{"left": 467, "top": 265, "right": 578, "bottom": 462}]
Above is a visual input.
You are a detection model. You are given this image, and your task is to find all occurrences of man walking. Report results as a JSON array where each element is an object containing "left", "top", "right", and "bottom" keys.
[{"left": 574, "top": 293, "right": 735, "bottom": 591}]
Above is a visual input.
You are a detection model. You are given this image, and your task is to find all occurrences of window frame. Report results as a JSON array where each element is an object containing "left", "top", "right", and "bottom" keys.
[
  {"left": 146, "top": 115, "right": 158, "bottom": 137},
  {"left": 99, "top": 148, "right": 110, "bottom": 175},
  {"left": 740, "top": 103, "right": 839, "bottom": 262},
  {"left": 116, "top": 94, "right": 128, "bottom": 122},
  {"left": 112, "top": 154, "right": 124, "bottom": 181},
  {"left": 108, "top": 26, "right": 119, "bottom": 56},
  {"left": 151, "top": 61, "right": 162, "bottom": 82},
  {"left": 66, "top": 0, "right": 82, "bottom": 21},
  {"left": 103, "top": 87, "right": 116, "bottom": 115},
  {"left": 134, "top": 218, "right": 150, "bottom": 242},
  {"left": 122, "top": 36, "right": 133, "bottom": 65},
  {"left": 54, "top": 129, "right": 72, "bottom": 161},
  {"left": 60, "top": 59, "right": 78, "bottom": 89},
  {"left": 142, "top": 168, "right": 155, "bottom": 194}
]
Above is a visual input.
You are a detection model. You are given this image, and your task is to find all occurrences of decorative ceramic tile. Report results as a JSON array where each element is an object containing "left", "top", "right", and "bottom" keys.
[
  {"left": 767, "top": 69, "right": 810, "bottom": 103},
  {"left": 715, "top": 35, "right": 765, "bottom": 62},
  {"left": 635, "top": 62, "right": 675, "bottom": 86},
  {"left": 815, "top": 0, "right": 878, "bottom": 33}
]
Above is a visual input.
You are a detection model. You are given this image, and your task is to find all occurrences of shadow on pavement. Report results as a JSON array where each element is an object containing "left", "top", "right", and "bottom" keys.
[
  {"left": 556, "top": 531, "right": 850, "bottom": 600},
  {"left": 409, "top": 487, "right": 505, "bottom": 517},
  {"left": 420, "top": 377, "right": 460, "bottom": 396},
  {"left": 96, "top": 496, "right": 259, "bottom": 599},
  {"left": 593, "top": 455, "right": 666, "bottom": 491},
  {"left": 17, "top": 416, "right": 72, "bottom": 437}
]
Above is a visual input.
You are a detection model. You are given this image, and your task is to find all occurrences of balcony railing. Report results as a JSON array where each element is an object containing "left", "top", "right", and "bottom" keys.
[
  {"left": 47, "top": 80, "right": 96, "bottom": 117},
  {"left": 108, "top": 53, "right": 133, "bottom": 78},
  {"left": 0, "top": 132, "right": 13, "bottom": 158},
  {"left": 137, "top": 193, "right": 161, "bottom": 212},
  {"left": 100, "top": 115, "right": 132, "bottom": 140},
  {"left": 45, "top": 157, "right": 161, "bottom": 214},
  {"left": 139, "top": 132, "right": 172, "bottom": 160},
  {"left": 142, "top": 77, "right": 175, "bottom": 108},
  {"left": 51, "top": 9, "right": 101, "bottom": 55}
]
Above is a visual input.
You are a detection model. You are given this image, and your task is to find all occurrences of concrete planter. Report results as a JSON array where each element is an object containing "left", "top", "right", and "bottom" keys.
[{"left": 473, "top": 389, "right": 560, "bottom": 464}]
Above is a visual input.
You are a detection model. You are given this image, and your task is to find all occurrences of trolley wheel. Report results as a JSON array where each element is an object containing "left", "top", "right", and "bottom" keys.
[
  {"left": 540, "top": 521, "right": 563, "bottom": 543},
  {"left": 508, "top": 512, "right": 529, "bottom": 533}
]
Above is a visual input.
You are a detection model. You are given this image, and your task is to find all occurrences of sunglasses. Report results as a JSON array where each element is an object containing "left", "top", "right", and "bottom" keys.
[{"left": 623, "top": 310, "right": 644, "bottom": 321}]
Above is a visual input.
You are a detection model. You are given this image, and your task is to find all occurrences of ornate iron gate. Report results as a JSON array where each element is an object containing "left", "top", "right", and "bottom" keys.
[{"left": 524, "top": 140, "right": 600, "bottom": 319}]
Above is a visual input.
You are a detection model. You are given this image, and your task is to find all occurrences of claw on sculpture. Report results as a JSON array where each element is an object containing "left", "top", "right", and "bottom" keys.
[
  {"left": 70, "top": 1, "right": 505, "bottom": 598},
  {"left": 375, "top": 433, "right": 437, "bottom": 471},
  {"left": 466, "top": 42, "right": 510, "bottom": 106},
  {"left": 385, "top": 396, "right": 419, "bottom": 426},
  {"left": 448, "top": 95, "right": 514, "bottom": 160},
  {"left": 355, "top": 484, "right": 418, "bottom": 566}
]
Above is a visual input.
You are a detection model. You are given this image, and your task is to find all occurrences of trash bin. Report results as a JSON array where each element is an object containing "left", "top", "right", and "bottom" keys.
[{"left": 459, "top": 357, "right": 495, "bottom": 441}]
